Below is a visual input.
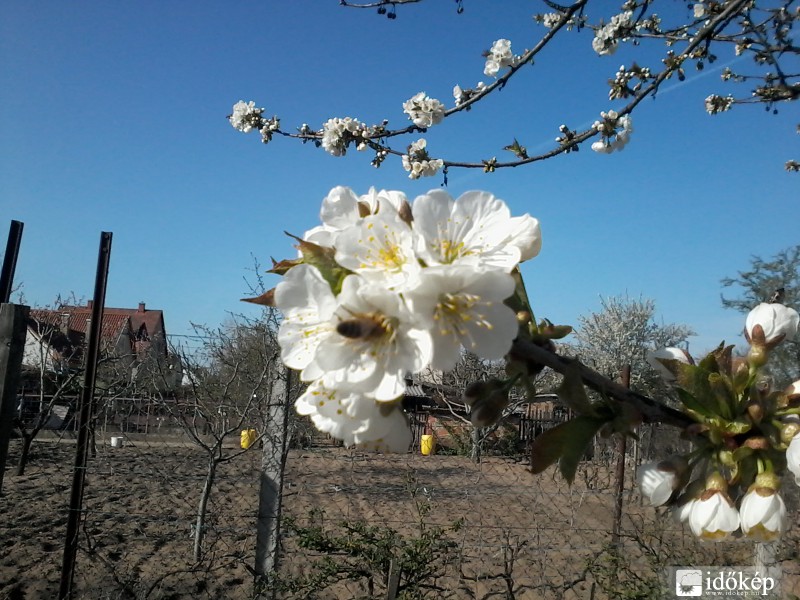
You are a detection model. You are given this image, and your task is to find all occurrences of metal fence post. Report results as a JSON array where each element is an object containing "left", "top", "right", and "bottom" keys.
[
  {"left": 0, "top": 303, "right": 29, "bottom": 494},
  {"left": 59, "top": 231, "right": 112, "bottom": 599}
]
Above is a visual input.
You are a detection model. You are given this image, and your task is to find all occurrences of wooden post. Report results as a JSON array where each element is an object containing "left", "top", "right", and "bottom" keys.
[
  {"left": 254, "top": 365, "right": 293, "bottom": 595},
  {"left": 386, "top": 559, "right": 400, "bottom": 600},
  {"left": 0, "top": 303, "right": 29, "bottom": 494}
]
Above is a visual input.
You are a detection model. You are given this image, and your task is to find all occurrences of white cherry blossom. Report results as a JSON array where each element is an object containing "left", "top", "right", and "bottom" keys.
[
  {"left": 334, "top": 208, "right": 421, "bottom": 290},
  {"left": 295, "top": 379, "right": 407, "bottom": 448},
  {"left": 403, "top": 92, "right": 445, "bottom": 128},
  {"left": 636, "top": 461, "right": 681, "bottom": 506},
  {"left": 303, "top": 186, "right": 405, "bottom": 248},
  {"left": 412, "top": 190, "right": 540, "bottom": 272},
  {"left": 405, "top": 265, "right": 518, "bottom": 371},
  {"left": 688, "top": 490, "right": 740, "bottom": 541},
  {"left": 313, "top": 274, "right": 432, "bottom": 400},
  {"left": 739, "top": 488, "right": 786, "bottom": 541},
  {"left": 321, "top": 117, "right": 367, "bottom": 156},
  {"left": 274, "top": 264, "right": 338, "bottom": 382},
  {"left": 229, "top": 100, "right": 262, "bottom": 133},
  {"left": 484, "top": 39, "right": 517, "bottom": 77}
]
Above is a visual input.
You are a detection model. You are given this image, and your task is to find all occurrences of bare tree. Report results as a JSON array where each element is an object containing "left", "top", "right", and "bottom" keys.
[{"left": 158, "top": 311, "right": 283, "bottom": 561}]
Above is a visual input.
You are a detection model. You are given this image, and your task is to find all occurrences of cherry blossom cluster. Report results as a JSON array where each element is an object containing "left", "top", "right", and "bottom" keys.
[
  {"left": 483, "top": 39, "right": 521, "bottom": 77},
  {"left": 590, "top": 110, "right": 634, "bottom": 154},
  {"left": 401, "top": 138, "right": 444, "bottom": 179},
  {"left": 533, "top": 11, "right": 585, "bottom": 31},
  {"left": 704, "top": 94, "right": 735, "bottom": 115},
  {"left": 591, "top": 11, "right": 634, "bottom": 56},
  {"left": 275, "top": 186, "right": 541, "bottom": 452},
  {"left": 402, "top": 92, "right": 445, "bottom": 129},
  {"left": 321, "top": 117, "right": 372, "bottom": 156},
  {"left": 640, "top": 301, "right": 800, "bottom": 542}
]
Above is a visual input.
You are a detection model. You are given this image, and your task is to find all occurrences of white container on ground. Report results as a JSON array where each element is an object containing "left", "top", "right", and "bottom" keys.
[{"left": 110, "top": 436, "right": 124, "bottom": 448}]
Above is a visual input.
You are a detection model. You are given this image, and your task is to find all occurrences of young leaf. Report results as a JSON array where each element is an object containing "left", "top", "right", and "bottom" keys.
[
  {"left": 556, "top": 365, "right": 595, "bottom": 416},
  {"left": 558, "top": 416, "right": 605, "bottom": 485}
]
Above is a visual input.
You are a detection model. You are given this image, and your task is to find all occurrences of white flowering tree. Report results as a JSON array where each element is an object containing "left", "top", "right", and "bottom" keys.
[{"left": 231, "top": 0, "right": 800, "bottom": 548}]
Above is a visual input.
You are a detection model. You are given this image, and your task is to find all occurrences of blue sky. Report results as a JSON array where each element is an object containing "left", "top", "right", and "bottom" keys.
[{"left": 1, "top": 1, "right": 797, "bottom": 355}]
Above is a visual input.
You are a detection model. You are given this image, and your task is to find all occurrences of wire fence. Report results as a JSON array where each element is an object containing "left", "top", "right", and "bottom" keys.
[{"left": 2, "top": 414, "right": 800, "bottom": 599}]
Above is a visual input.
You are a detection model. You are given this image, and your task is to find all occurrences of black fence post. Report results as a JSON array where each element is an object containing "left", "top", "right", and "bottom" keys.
[
  {"left": 59, "top": 232, "right": 112, "bottom": 600},
  {"left": 0, "top": 303, "right": 29, "bottom": 494},
  {"left": 0, "top": 220, "right": 24, "bottom": 304}
]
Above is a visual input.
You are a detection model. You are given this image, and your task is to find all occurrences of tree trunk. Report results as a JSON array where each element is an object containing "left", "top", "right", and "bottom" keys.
[
  {"left": 16, "top": 432, "right": 32, "bottom": 476},
  {"left": 470, "top": 427, "right": 482, "bottom": 463},
  {"left": 193, "top": 457, "right": 218, "bottom": 561}
]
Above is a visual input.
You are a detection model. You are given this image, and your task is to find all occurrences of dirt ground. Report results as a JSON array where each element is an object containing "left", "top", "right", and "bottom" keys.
[{"left": 1, "top": 436, "right": 798, "bottom": 599}]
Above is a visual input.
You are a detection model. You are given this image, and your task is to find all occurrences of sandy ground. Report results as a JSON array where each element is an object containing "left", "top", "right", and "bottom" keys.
[{"left": 1, "top": 436, "right": 798, "bottom": 599}]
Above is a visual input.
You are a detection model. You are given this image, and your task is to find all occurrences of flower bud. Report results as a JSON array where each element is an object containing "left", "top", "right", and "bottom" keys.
[
  {"left": 784, "top": 380, "right": 800, "bottom": 402},
  {"left": 746, "top": 401, "right": 764, "bottom": 423},
  {"left": 780, "top": 421, "right": 800, "bottom": 445},
  {"left": 745, "top": 302, "right": 799, "bottom": 349},
  {"left": 743, "top": 436, "right": 770, "bottom": 451}
]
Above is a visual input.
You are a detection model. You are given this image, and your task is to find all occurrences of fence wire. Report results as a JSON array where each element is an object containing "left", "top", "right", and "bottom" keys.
[{"left": 1, "top": 421, "right": 799, "bottom": 599}]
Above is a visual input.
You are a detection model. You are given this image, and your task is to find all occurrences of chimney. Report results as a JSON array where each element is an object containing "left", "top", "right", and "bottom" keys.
[
  {"left": 87, "top": 300, "right": 93, "bottom": 310},
  {"left": 138, "top": 302, "right": 146, "bottom": 313},
  {"left": 60, "top": 313, "right": 71, "bottom": 334}
]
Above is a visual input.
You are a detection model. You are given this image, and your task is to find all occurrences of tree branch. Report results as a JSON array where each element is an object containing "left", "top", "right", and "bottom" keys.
[{"left": 510, "top": 338, "right": 693, "bottom": 429}]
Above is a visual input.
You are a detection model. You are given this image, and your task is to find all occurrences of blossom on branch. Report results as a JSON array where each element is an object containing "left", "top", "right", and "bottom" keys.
[
  {"left": 688, "top": 477, "right": 740, "bottom": 542},
  {"left": 271, "top": 185, "right": 542, "bottom": 451},
  {"left": 591, "top": 110, "right": 634, "bottom": 154},
  {"left": 412, "top": 190, "right": 540, "bottom": 270},
  {"left": 591, "top": 11, "right": 633, "bottom": 56},
  {"left": 739, "top": 476, "right": 786, "bottom": 542},
  {"left": 704, "top": 94, "right": 734, "bottom": 115},
  {"left": 403, "top": 92, "right": 445, "bottom": 128},
  {"left": 402, "top": 138, "right": 444, "bottom": 179},
  {"left": 229, "top": 100, "right": 264, "bottom": 133},
  {"left": 484, "top": 38, "right": 519, "bottom": 77},
  {"left": 321, "top": 116, "right": 369, "bottom": 156}
]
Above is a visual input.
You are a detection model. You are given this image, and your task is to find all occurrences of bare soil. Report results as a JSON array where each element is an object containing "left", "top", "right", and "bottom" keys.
[{"left": 1, "top": 437, "right": 798, "bottom": 599}]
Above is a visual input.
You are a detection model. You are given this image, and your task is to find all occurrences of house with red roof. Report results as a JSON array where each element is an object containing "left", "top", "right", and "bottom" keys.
[{"left": 22, "top": 301, "right": 181, "bottom": 394}]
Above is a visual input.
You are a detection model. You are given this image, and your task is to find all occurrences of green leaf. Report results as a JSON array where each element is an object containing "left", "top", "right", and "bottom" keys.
[
  {"left": 530, "top": 416, "right": 605, "bottom": 485},
  {"left": 675, "top": 387, "right": 716, "bottom": 418},
  {"left": 708, "top": 373, "right": 735, "bottom": 420},
  {"left": 558, "top": 417, "right": 605, "bottom": 485},
  {"left": 529, "top": 421, "right": 572, "bottom": 475},
  {"left": 556, "top": 365, "right": 594, "bottom": 416},
  {"left": 698, "top": 344, "right": 723, "bottom": 373}
]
